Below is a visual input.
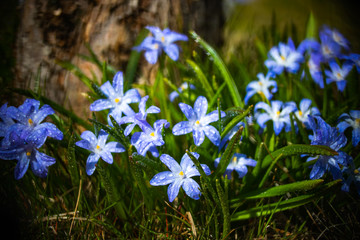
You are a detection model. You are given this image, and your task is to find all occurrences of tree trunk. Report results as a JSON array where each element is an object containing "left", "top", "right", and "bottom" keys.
[{"left": 14, "top": 0, "right": 223, "bottom": 117}]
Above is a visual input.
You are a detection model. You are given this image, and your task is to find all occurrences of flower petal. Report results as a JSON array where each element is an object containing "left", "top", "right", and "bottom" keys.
[
  {"left": 86, "top": 153, "right": 100, "bottom": 175},
  {"left": 90, "top": 99, "right": 113, "bottom": 112},
  {"left": 32, "top": 104, "right": 55, "bottom": 124},
  {"left": 75, "top": 139, "right": 92, "bottom": 151},
  {"left": 14, "top": 152, "right": 30, "bottom": 180},
  {"left": 160, "top": 154, "right": 181, "bottom": 173},
  {"left": 104, "top": 141, "right": 125, "bottom": 153},
  {"left": 179, "top": 103, "right": 195, "bottom": 120},
  {"left": 203, "top": 125, "right": 221, "bottom": 146},
  {"left": 145, "top": 49, "right": 159, "bottom": 64},
  {"left": 172, "top": 121, "right": 193, "bottom": 135},
  {"left": 167, "top": 179, "right": 183, "bottom": 202},
  {"left": 100, "top": 150, "right": 113, "bottom": 164},
  {"left": 35, "top": 122, "right": 63, "bottom": 140},
  {"left": 164, "top": 43, "right": 179, "bottom": 61},
  {"left": 182, "top": 178, "right": 201, "bottom": 200},
  {"left": 112, "top": 71, "right": 124, "bottom": 94},
  {"left": 150, "top": 171, "right": 177, "bottom": 186},
  {"left": 100, "top": 81, "right": 116, "bottom": 98},
  {"left": 194, "top": 96, "right": 208, "bottom": 119},
  {"left": 193, "top": 129, "right": 205, "bottom": 146}
]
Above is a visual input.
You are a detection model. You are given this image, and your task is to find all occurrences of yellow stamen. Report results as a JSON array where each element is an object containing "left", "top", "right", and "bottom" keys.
[
  {"left": 179, "top": 171, "right": 184, "bottom": 176},
  {"left": 161, "top": 36, "right": 165, "bottom": 43},
  {"left": 26, "top": 151, "right": 31, "bottom": 156},
  {"left": 258, "top": 82, "right": 263, "bottom": 86},
  {"left": 114, "top": 98, "right": 120, "bottom": 103},
  {"left": 355, "top": 119, "right": 360, "bottom": 124},
  {"left": 96, "top": 145, "right": 100, "bottom": 150},
  {"left": 281, "top": 55, "right": 286, "bottom": 61},
  {"left": 232, "top": 157, "right": 237, "bottom": 164},
  {"left": 150, "top": 132, "right": 155, "bottom": 137},
  {"left": 298, "top": 110, "right": 303, "bottom": 117},
  {"left": 354, "top": 169, "right": 359, "bottom": 175},
  {"left": 154, "top": 43, "right": 159, "bottom": 49},
  {"left": 195, "top": 120, "right": 200, "bottom": 125},
  {"left": 336, "top": 73, "right": 342, "bottom": 79},
  {"left": 276, "top": 111, "right": 281, "bottom": 116},
  {"left": 28, "top": 118, "right": 33, "bottom": 125},
  {"left": 181, "top": 85, "right": 186, "bottom": 91}
]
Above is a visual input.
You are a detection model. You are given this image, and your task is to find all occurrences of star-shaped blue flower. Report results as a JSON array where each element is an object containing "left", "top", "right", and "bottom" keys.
[
  {"left": 214, "top": 153, "right": 257, "bottom": 179},
  {"left": 4, "top": 99, "right": 63, "bottom": 146},
  {"left": 131, "top": 119, "right": 169, "bottom": 157},
  {"left": 149, "top": 152, "right": 210, "bottom": 202},
  {"left": 118, "top": 95, "right": 160, "bottom": 136},
  {"left": 325, "top": 60, "right": 353, "bottom": 92},
  {"left": 321, "top": 26, "right": 350, "bottom": 51},
  {"left": 265, "top": 38, "right": 304, "bottom": 75},
  {"left": 75, "top": 129, "right": 125, "bottom": 175},
  {"left": 294, "top": 99, "right": 320, "bottom": 129},
  {"left": 244, "top": 72, "right": 277, "bottom": 104},
  {"left": 254, "top": 100, "right": 297, "bottom": 135},
  {"left": 134, "top": 26, "right": 188, "bottom": 64},
  {"left": 172, "top": 96, "right": 225, "bottom": 146},
  {"left": 0, "top": 103, "right": 15, "bottom": 139},
  {"left": 169, "top": 82, "right": 196, "bottom": 102},
  {"left": 90, "top": 71, "right": 141, "bottom": 124},
  {"left": 0, "top": 129, "right": 57, "bottom": 180},
  {"left": 306, "top": 116, "right": 350, "bottom": 180},
  {"left": 337, "top": 110, "right": 360, "bottom": 146}
]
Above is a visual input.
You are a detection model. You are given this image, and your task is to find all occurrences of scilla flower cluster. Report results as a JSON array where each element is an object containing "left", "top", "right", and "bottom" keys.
[{"left": 0, "top": 99, "right": 63, "bottom": 179}]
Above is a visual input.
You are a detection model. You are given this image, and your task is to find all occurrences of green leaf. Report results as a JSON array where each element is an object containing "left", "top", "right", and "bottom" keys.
[
  {"left": 231, "top": 180, "right": 341, "bottom": 221},
  {"left": 220, "top": 105, "right": 252, "bottom": 140},
  {"left": 190, "top": 31, "right": 244, "bottom": 108},
  {"left": 214, "top": 126, "right": 244, "bottom": 178},
  {"left": 186, "top": 59, "right": 214, "bottom": 99},
  {"left": 305, "top": 12, "right": 317, "bottom": 39},
  {"left": 67, "top": 133, "right": 80, "bottom": 188},
  {"left": 231, "top": 179, "right": 324, "bottom": 205},
  {"left": 261, "top": 144, "right": 338, "bottom": 169}
]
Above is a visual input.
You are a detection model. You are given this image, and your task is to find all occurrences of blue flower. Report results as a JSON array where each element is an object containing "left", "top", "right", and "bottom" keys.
[
  {"left": 149, "top": 152, "right": 210, "bottom": 202},
  {"left": 169, "top": 82, "right": 196, "bottom": 102},
  {"left": 306, "top": 116, "right": 350, "bottom": 180},
  {"left": 265, "top": 38, "right": 304, "bottom": 75},
  {"left": 214, "top": 153, "right": 256, "bottom": 179},
  {"left": 118, "top": 95, "right": 160, "bottom": 136},
  {"left": 325, "top": 60, "right": 353, "bottom": 92},
  {"left": 131, "top": 119, "right": 169, "bottom": 157},
  {"left": 4, "top": 99, "right": 63, "bottom": 146},
  {"left": 319, "top": 31, "right": 342, "bottom": 61},
  {"left": 341, "top": 161, "right": 360, "bottom": 195},
  {"left": 294, "top": 99, "right": 320, "bottom": 129},
  {"left": 134, "top": 26, "right": 188, "bottom": 64},
  {"left": 244, "top": 73, "right": 277, "bottom": 104},
  {"left": 305, "top": 54, "right": 324, "bottom": 88},
  {"left": 172, "top": 96, "right": 225, "bottom": 146},
  {"left": 75, "top": 129, "right": 125, "bottom": 175},
  {"left": 343, "top": 53, "right": 360, "bottom": 73},
  {"left": 321, "top": 26, "right": 350, "bottom": 51},
  {"left": 0, "top": 103, "right": 15, "bottom": 139},
  {"left": 337, "top": 110, "right": 360, "bottom": 146},
  {"left": 254, "top": 100, "right": 296, "bottom": 135},
  {"left": 0, "top": 99, "right": 63, "bottom": 179},
  {"left": 0, "top": 129, "right": 57, "bottom": 180},
  {"left": 90, "top": 71, "right": 141, "bottom": 124}
]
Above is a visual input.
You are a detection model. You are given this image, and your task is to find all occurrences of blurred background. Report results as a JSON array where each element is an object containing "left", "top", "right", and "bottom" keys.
[{"left": 1, "top": 0, "right": 359, "bottom": 113}]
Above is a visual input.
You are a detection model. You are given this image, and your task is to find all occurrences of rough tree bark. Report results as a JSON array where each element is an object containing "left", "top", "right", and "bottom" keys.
[{"left": 14, "top": 0, "right": 223, "bottom": 117}]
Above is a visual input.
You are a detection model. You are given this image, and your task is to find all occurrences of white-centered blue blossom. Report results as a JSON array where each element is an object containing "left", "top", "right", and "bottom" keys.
[
  {"left": 294, "top": 99, "right": 320, "bottom": 129},
  {"left": 254, "top": 100, "right": 297, "bottom": 135},
  {"left": 150, "top": 152, "right": 211, "bottom": 202},
  {"left": 134, "top": 26, "right": 188, "bottom": 64},
  {"left": 172, "top": 96, "right": 225, "bottom": 146},
  {"left": 337, "top": 110, "right": 360, "bottom": 146},
  {"left": 325, "top": 60, "right": 353, "bottom": 92},
  {"left": 89, "top": 71, "right": 141, "bottom": 124},
  {"left": 244, "top": 72, "right": 277, "bottom": 104},
  {"left": 265, "top": 38, "right": 304, "bottom": 75},
  {"left": 131, "top": 119, "right": 169, "bottom": 157},
  {"left": 118, "top": 95, "right": 160, "bottom": 136},
  {"left": 214, "top": 153, "right": 257, "bottom": 179},
  {"left": 75, "top": 129, "right": 125, "bottom": 175}
]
